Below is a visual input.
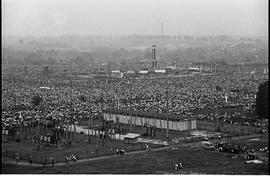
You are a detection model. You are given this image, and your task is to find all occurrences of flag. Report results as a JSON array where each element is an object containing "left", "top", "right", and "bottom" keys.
[
  {"left": 216, "top": 85, "right": 223, "bottom": 92},
  {"left": 224, "top": 94, "right": 228, "bottom": 103},
  {"left": 19, "top": 111, "right": 23, "bottom": 121}
]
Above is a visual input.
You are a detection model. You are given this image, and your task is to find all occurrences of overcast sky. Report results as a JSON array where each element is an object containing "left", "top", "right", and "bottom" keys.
[{"left": 2, "top": 0, "right": 268, "bottom": 37}]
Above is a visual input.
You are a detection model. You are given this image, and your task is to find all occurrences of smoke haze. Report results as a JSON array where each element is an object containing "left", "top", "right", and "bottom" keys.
[{"left": 2, "top": 0, "right": 268, "bottom": 37}]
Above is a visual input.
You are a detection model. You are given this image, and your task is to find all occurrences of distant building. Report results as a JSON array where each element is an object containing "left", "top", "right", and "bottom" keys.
[
  {"left": 125, "top": 70, "right": 137, "bottom": 78},
  {"left": 111, "top": 70, "right": 123, "bottom": 78},
  {"left": 138, "top": 70, "right": 148, "bottom": 74},
  {"left": 187, "top": 67, "right": 200, "bottom": 72},
  {"left": 127, "top": 71, "right": 135, "bottom": 74},
  {"left": 154, "top": 69, "right": 166, "bottom": 74}
]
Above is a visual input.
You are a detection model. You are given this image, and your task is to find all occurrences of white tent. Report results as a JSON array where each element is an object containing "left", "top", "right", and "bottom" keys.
[
  {"left": 155, "top": 70, "right": 166, "bottom": 73},
  {"left": 40, "top": 86, "right": 51, "bottom": 90},
  {"left": 187, "top": 67, "right": 200, "bottom": 71},
  {"left": 139, "top": 70, "right": 148, "bottom": 74}
]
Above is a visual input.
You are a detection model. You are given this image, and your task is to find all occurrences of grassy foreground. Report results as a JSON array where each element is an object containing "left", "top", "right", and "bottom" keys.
[{"left": 2, "top": 145, "right": 268, "bottom": 174}]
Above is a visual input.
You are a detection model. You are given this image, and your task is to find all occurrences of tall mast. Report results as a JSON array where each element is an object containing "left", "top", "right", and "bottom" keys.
[{"left": 88, "top": 78, "right": 91, "bottom": 136}]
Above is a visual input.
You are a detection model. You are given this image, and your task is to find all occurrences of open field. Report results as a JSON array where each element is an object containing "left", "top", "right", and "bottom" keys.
[
  {"left": 2, "top": 145, "right": 268, "bottom": 174},
  {"left": 2, "top": 135, "right": 268, "bottom": 174},
  {"left": 2, "top": 130, "right": 162, "bottom": 164}
]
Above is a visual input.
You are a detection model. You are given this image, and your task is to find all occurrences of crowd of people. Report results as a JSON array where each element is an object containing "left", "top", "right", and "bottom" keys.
[{"left": 2, "top": 65, "right": 268, "bottom": 138}]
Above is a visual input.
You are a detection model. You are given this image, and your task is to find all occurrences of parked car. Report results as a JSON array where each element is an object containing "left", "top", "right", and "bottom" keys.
[
  {"left": 116, "top": 149, "right": 126, "bottom": 155},
  {"left": 215, "top": 141, "right": 227, "bottom": 148},
  {"left": 202, "top": 141, "right": 215, "bottom": 150},
  {"left": 219, "top": 143, "right": 240, "bottom": 154},
  {"left": 202, "top": 137, "right": 209, "bottom": 141}
]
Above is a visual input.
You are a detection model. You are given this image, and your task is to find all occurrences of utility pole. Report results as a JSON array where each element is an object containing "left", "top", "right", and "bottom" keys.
[
  {"left": 69, "top": 76, "right": 73, "bottom": 141},
  {"left": 88, "top": 78, "right": 91, "bottom": 137},
  {"left": 100, "top": 79, "right": 104, "bottom": 121},
  {"left": 129, "top": 80, "right": 133, "bottom": 131},
  {"left": 166, "top": 83, "right": 169, "bottom": 139},
  {"left": 104, "top": 78, "right": 108, "bottom": 116}
]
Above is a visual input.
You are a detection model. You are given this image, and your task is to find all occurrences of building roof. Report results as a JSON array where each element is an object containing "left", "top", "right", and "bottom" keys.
[
  {"left": 154, "top": 70, "right": 166, "bottom": 73},
  {"left": 139, "top": 70, "right": 148, "bottom": 74},
  {"left": 187, "top": 67, "right": 200, "bottom": 71},
  {"left": 103, "top": 109, "right": 194, "bottom": 121},
  {"left": 40, "top": 86, "right": 51, "bottom": 90},
  {"left": 124, "top": 133, "right": 140, "bottom": 139},
  {"left": 112, "top": 70, "right": 121, "bottom": 73}
]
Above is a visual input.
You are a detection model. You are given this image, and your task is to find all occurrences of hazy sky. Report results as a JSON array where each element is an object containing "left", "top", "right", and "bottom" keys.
[{"left": 2, "top": 0, "right": 268, "bottom": 37}]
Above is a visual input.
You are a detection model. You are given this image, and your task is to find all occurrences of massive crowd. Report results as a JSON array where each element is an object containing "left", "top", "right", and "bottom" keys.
[{"left": 1, "top": 65, "right": 268, "bottom": 136}]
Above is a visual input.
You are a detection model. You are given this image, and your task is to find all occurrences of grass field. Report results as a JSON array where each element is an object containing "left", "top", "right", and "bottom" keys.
[
  {"left": 2, "top": 117, "right": 268, "bottom": 174},
  {"left": 2, "top": 131, "right": 161, "bottom": 164},
  {"left": 2, "top": 145, "right": 268, "bottom": 174}
]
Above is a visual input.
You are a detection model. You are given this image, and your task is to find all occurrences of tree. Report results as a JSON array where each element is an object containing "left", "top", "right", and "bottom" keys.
[
  {"left": 31, "top": 95, "right": 43, "bottom": 106},
  {"left": 255, "top": 81, "right": 268, "bottom": 119}
]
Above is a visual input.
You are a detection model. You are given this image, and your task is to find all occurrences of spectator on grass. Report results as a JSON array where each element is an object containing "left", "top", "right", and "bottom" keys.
[
  {"left": 178, "top": 162, "right": 183, "bottom": 169},
  {"left": 65, "top": 156, "right": 69, "bottom": 164},
  {"left": 174, "top": 163, "right": 178, "bottom": 170},
  {"left": 50, "top": 157, "right": 54, "bottom": 166},
  {"left": 16, "top": 153, "right": 19, "bottom": 164},
  {"left": 29, "top": 155, "right": 32, "bottom": 165},
  {"left": 146, "top": 144, "right": 151, "bottom": 151},
  {"left": 71, "top": 154, "right": 77, "bottom": 162},
  {"left": 174, "top": 162, "right": 183, "bottom": 170}
]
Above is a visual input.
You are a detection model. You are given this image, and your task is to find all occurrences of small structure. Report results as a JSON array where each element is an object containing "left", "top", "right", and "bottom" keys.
[
  {"left": 40, "top": 86, "right": 51, "bottom": 90},
  {"left": 124, "top": 133, "right": 140, "bottom": 144},
  {"left": 138, "top": 70, "right": 148, "bottom": 74},
  {"left": 187, "top": 67, "right": 200, "bottom": 72},
  {"left": 127, "top": 70, "right": 135, "bottom": 74},
  {"left": 154, "top": 69, "right": 166, "bottom": 74},
  {"left": 111, "top": 70, "right": 123, "bottom": 78}
]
